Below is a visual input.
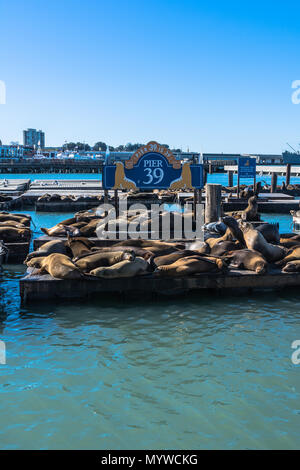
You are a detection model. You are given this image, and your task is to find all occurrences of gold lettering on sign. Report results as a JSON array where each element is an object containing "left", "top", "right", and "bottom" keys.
[{"left": 125, "top": 141, "right": 181, "bottom": 169}]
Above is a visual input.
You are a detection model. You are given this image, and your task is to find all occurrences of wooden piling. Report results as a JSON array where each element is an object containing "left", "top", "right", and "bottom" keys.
[
  {"left": 205, "top": 183, "right": 222, "bottom": 223},
  {"left": 228, "top": 170, "right": 233, "bottom": 187},
  {"left": 271, "top": 172, "right": 278, "bottom": 193},
  {"left": 286, "top": 164, "right": 291, "bottom": 186}
]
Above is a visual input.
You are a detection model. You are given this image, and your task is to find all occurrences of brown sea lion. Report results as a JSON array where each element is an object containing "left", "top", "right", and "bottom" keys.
[
  {"left": 85, "top": 245, "right": 154, "bottom": 261},
  {"left": 75, "top": 250, "right": 135, "bottom": 273},
  {"left": 278, "top": 238, "right": 300, "bottom": 249},
  {"left": 282, "top": 260, "right": 300, "bottom": 273},
  {"left": 79, "top": 219, "right": 103, "bottom": 237},
  {"left": 222, "top": 216, "right": 245, "bottom": 245},
  {"left": 188, "top": 241, "right": 210, "bottom": 254},
  {"left": 41, "top": 224, "right": 80, "bottom": 237},
  {"left": 0, "top": 226, "right": 31, "bottom": 242},
  {"left": 90, "top": 257, "right": 148, "bottom": 278},
  {"left": 276, "top": 246, "right": 300, "bottom": 268},
  {"left": 28, "top": 253, "right": 82, "bottom": 280},
  {"left": 0, "top": 214, "right": 31, "bottom": 226},
  {"left": 114, "top": 239, "right": 185, "bottom": 250},
  {"left": 224, "top": 249, "right": 267, "bottom": 274},
  {"left": 0, "top": 220, "right": 27, "bottom": 228},
  {"left": 155, "top": 256, "right": 225, "bottom": 277},
  {"left": 205, "top": 227, "right": 233, "bottom": 250},
  {"left": 66, "top": 236, "right": 94, "bottom": 259},
  {"left": 210, "top": 240, "right": 241, "bottom": 256},
  {"left": 25, "top": 240, "right": 68, "bottom": 263},
  {"left": 241, "top": 222, "right": 286, "bottom": 263},
  {"left": 227, "top": 196, "right": 259, "bottom": 221},
  {"left": 153, "top": 250, "right": 208, "bottom": 267}
]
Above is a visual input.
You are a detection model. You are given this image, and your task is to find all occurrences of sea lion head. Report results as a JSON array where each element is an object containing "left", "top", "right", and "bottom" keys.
[
  {"left": 255, "top": 261, "right": 267, "bottom": 274},
  {"left": 121, "top": 250, "right": 136, "bottom": 261},
  {"left": 282, "top": 262, "right": 299, "bottom": 273}
]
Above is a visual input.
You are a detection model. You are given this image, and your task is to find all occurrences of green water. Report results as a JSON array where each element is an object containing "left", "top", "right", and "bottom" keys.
[{"left": 0, "top": 207, "right": 300, "bottom": 449}]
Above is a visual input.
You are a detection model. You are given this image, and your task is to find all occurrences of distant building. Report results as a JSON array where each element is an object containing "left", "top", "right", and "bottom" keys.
[
  {"left": 23, "top": 128, "right": 45, "bottom": 148},
  {"left": 0, "top": 144, "right": 33, "bottom": 158}
]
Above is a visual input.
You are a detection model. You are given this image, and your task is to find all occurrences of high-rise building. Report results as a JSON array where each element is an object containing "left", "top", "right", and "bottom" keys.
[{"left": 23, "top": 128, "right": 45, "bottom": 148}]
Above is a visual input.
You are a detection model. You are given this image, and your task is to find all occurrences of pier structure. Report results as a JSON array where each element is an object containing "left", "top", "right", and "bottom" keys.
[{"left": 20, "top": 269, "right": 300, "bottom": 303}]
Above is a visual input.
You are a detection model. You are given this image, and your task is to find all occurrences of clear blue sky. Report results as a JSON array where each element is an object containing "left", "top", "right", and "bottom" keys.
[{"left": 1, "top": 0, "right": 299, "bottom": 153}]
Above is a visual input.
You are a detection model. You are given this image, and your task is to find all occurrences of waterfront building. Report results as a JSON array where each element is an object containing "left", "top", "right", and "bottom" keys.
[
  {"left": 23, "top": 128, "right": 45, "bottom": 148},
  {"left": 0, "top": 144, "right": 33, "bottom": 158}
]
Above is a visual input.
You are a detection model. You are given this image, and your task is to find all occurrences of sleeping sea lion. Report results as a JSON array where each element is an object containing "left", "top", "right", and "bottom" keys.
[
  {"left": 153, "top": 250, "right": 210, "bottom": 267},
  {"left": 66, "top": 236, "right": 94, "bottom": 259},
  {"left": 155, "top": 256, "right": 225, "bottom": 277},
  {"left": 0, "top": 214, "right": 31, "bottom": 226},
  {"left": 210, "top": 240, "right": 241, "bottom": 256},
  {"left": 28, "top": 253, "right": 82, "bottom": 280},
  {"left": 75, "top": 250, "right": 135, "bottom": 273},
  {"left": 224, "top": 249, "right": 268, "bottom": 274},
  {"left": 25, "top": 240, "right": 68, "bottom": 263},
  {"left": 276, "top": 246, "right": 300, "bottom": 268},
  {"left": 90, "top": 257, "right": 148, "bottom": 278},
  {"left": 80, "top": 245, "right": 154, "bottom": 261},
  {"left": 282, "top": 260, "right": 300, "bottom": 273},
  {"left": 0, "top": 226, "right": 31, "bottom": 242},
  {"left": 41, "top": 224, "right": 80, "bottom": 237}
]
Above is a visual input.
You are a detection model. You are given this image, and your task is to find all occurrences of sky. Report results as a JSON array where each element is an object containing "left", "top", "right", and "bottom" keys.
[{"left": 0, "top": 0, "right": 300, "bottom": 153}]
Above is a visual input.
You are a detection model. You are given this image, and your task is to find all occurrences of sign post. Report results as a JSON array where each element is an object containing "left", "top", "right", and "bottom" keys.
[{"left": 237, "top": 157, "right": 257, "bottom": 198}]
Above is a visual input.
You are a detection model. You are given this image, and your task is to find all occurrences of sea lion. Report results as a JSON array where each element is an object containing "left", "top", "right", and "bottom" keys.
[
  {"left": 242, "top": 196, "right": 259, "bottom": 221},
  {"left": 79, "top": 219, "right": 103, "bottom": 237},
  {"left": 153, "top": 250, "right": 208, "bottom": 267},
  {"left": 224, "top": 249, "right": 268, "bottom": 274},
  {"left": 28, "top": 253, "right": 82, "bottom": 280},
  {"left": 155, "top": 256, "right": 225, "bottom": 277},
  {"left": 278, "top": 238, "right": 300, "bottom": 249},
  {"left": 41, "top": 224, "right": 80, "bottom": 237},
  {"left": 0, "top": 226, "right": 31, "bottom": 242},
  {"left": 0, "top": 220, "right": 27, "bottom": 228},
  {"left": 75, "top": 250, "right": 135, "bottom": 272},
  {"left": 205, "top": 227, "right": 234, "bottom": 250},
  {"left": 66, "top": 236, "right": 94, "bottom": 259},
  {"left": 240, "top": 222, "right": 286, "bottom": 263},
  {"left": 210, "top": 240, "right": 241, "bottom": 256},
  {"left": 25, "top": 240, "right": 68, "bottom": 263},
  {"left": 90, "top": 257, "right": 148, "bottom": 278},
  {"left": 256, "top": 223, "right": 280, "bottom": 244},
  {"left": 114, "top": 239, "right": 184, "bottom": 250},
  {"left": 276, "top": 246, "right": 300, "bottom": 268},
  {"left": 282, "top": 260, "right": 300, "bottom": 273},
  {"left": 227, "top": 196, "right": 259, "bottom": 221},
  {"left": 188, "top": 241, "right": 210, "bottom": 254},
  {"left": 0, "top": 214, "right": 31, "bottom": 226},
  {"left": 222, "top": 216, "right": 245, "bottom": 245},
  {"left": 85, "top": 245, "right": 154, "bottom": 261}
]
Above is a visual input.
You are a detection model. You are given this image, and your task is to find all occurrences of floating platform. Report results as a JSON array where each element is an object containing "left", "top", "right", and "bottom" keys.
[
  {"left": 0, "top": 179, "right": 30, "bottom": 195},
  {"left": 5, "top": 242, "right": 30, "bottom": 263},
  {"left": 20, "top": 268, "right": 300, "bottom": 303}
]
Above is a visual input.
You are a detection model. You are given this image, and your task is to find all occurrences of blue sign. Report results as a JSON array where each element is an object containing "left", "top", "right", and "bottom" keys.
[
  {"left": 238, "top": 157, "right": 256, "bottom": 179},
  {"left": 103, "top": 142, "right": 204, "bottom": 190}
]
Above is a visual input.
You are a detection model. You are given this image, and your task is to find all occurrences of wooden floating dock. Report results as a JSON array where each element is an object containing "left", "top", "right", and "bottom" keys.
[
  {"left": 20, "top": 269, "right": 300, "bottom": 303},
  {"left": 5, "top": 242, "right": 30, "bottom": 263}
]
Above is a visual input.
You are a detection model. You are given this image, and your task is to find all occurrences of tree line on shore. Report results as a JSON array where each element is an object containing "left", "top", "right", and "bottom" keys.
[{"left": 62, "top": 142, "right": 182, "bottom": 153}]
